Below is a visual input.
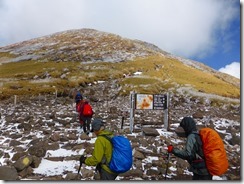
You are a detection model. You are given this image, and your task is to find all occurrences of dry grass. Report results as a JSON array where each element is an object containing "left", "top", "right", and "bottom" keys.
[
  {"left": 116, "top": 56, "right": 240, "bottom": 98},
  {"left": 0, "top": 52, "right": 16, "bottom": 59},
  {"left": 0, "top": 55, "right": 240, "bottom": 100}
]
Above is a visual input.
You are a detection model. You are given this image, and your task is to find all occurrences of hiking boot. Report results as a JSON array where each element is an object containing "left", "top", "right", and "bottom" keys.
[{"left": 86, "top": 131, "right": 90, "bottom": 135}]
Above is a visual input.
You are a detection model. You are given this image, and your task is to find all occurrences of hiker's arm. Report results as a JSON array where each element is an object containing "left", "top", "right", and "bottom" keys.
[
  {"left": 85, "top": 138, "right": 105, "bottom": 166},
  {"left": 172, "top": 134, "right": 196, "bottom": 161}
]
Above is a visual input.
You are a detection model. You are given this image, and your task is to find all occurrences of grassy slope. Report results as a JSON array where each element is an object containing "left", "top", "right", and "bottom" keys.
[
  {"left": 118, "top": 56, "right": 240, "bottom": 98},
  {"left": 0, "top": 55, "right": 240, "bottom": 100}
]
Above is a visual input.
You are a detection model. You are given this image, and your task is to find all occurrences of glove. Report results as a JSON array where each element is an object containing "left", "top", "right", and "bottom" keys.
[
  {"left": 167, "top": 145, "right": 173, "bottom": 153},
  {"left": 80, "top": 155, "right": 86, "bottom": 164},
  {"left": 96, "top": 163, "right": 102, "bottom": 172}
]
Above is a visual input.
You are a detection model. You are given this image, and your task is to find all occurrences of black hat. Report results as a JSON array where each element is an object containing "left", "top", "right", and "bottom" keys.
[
  {"left": 91, "top": 118, "right": 105, "bottom": 132},
  {"left": 177, "top": 117, "right": 197, "bottom": 137}
]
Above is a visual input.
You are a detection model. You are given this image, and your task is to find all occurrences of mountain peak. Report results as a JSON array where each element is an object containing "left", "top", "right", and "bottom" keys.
[{"left": 0, "top": 28, "right": 167, "bottom": 63}]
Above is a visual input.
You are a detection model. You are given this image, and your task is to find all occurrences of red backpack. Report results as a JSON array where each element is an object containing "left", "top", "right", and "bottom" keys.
[{"left": 83, "top": 103, "right": 93, "bottom": 116}]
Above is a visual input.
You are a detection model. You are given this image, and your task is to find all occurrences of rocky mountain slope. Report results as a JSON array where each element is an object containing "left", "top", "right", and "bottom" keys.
[
  {"left": 0, "top": 28, "right": 167, "bottom": 63},
  {"left": 0, "top": 28, "right": 240, "bottom": 180},
  {"left": 0, "top": 79, "right": 240, "bottom": 180}
]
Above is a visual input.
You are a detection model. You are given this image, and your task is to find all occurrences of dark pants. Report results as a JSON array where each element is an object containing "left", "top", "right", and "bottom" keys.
[
  {"left": 193, "top": 173, "right": 212, "bottom": 180},
  {"left": 80, "top": 116, "right": 91, "bottom": 133},
  {"left": 99, "top": 168, "right": 118, "bottom": 180}
]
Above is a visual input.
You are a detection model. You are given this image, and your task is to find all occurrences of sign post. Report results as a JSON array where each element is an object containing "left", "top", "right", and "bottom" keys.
[
  {"left": 164, "top": 93, "right": 169, "bottom": 130},
  {"left": 14, "top": 95, "right": 17, "bottom": 107},
  {"left": 130, "top": 92, "right": 169, "bottom": 132},
  {"left": 129, "top": 91, "right": 135, "bottom": 133},
  {"left": 153, "top": 93, "right": 169, "bottom": 130}
]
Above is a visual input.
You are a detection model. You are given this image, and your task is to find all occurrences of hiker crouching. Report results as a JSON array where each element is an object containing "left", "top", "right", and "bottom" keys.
[
  {"left": 167, "top": 117, "right": 212, "bottom": 180},
  {"left": 79, "top": 118, "right": 118, "bottom": 180}
]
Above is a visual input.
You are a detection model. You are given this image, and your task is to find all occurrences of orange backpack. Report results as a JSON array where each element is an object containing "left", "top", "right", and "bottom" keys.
[{"left": 199, "top": 128, "right": 229, "bottom": 176}]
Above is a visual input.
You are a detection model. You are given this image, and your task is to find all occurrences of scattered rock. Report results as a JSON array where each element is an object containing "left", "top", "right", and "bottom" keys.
[
  {"left": 14, "top": 155, "right": 33, "bottom": 172},
  {"left": 0, "top": 80, "right": 240, "bottom": 181},
  {"left": 142, "top": 127, "right": 159, "bottom": 136},
  {"left": 0, "top": 166, "right": 19, "bottom": 180}
]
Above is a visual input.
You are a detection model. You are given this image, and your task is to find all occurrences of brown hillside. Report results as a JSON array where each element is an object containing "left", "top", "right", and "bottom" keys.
[{"left": 0, "top": 29, "right": 240, "bottom": 101}]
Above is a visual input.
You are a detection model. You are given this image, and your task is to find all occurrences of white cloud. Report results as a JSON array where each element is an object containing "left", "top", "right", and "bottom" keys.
[
  {"left": 219, "top": 62, "right": 240, "bottom": 79},
  {"left": 0, "top": 0, "right": 87, "bottom": 44},
  {"left": 0, "top": 0, "right": 239, "bottom": 67}
]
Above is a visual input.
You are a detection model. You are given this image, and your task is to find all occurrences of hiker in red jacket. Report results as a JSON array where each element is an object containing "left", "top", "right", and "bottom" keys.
[
  {"left": 74, "top": 92, "right": 86, "bottom": 128},
  {"left": 78, "top": 100, "right": 93, "bottom": 135}
]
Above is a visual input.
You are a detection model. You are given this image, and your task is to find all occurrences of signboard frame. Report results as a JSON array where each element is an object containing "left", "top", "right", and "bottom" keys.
[
  {"left": 130, "top": 92, "right": 169, "bottom": 133},
  {"left": 135, "top": 94, "right": 167, "bottom": 110}
]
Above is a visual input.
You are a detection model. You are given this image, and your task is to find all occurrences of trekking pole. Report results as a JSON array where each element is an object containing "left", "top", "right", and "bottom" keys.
[
  {"left": 78, "top": 159, "right": 82, "bottom": 174},
  {"left": 78, "top": 164, "right": 81, "bottom": 174},
  {"left": 121, "top": 116, "right": 124, "bottom": 129},
  {"left": 164, "top": 152, "right": 170, "bottom": 180}
]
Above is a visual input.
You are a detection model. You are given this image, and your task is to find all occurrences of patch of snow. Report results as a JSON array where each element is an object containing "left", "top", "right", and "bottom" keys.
[
  {"left": 46, "top": 149, "right": 84, "bottom": 157},
  {"left": 134, "top": 71, "right": 142, "bottom": 75},
  {"left": 33, "top": 159, "right": 78, "bottom": 176}
]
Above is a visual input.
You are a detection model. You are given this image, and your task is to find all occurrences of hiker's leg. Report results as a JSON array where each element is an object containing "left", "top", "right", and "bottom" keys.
[
  {"left": 192, "top": 173, "right": 212, "bottom": 180},
  {"left": 82, "top": 117, "right": 87, "bottom": 133},
  {"left": 87, "top": 117, "right": 91, "bottom": 132},
  {"left": 83, "top": 123, "right": 86, "bottom": 133},
  {"left": 80, "top": 117, "right": 86, "bottom": 132},
  {"left": 199, "top": 175, "right": 212, "bottom": 180},
  {"left": 99, "top": 168, "right": 117, "bottom": 180},
  {"left": 79, "top": 117, "right": 84, "bottom": 128}
]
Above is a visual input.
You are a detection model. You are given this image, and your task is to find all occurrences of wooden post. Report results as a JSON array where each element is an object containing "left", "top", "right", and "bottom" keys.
[
  {"left": 129, "top": 91, "right": 135, "bottom": 133},
  {"left": 55, "top": 89, "right": 58, "bottom": 99},
  {"left": 164, "top": 92, "right": 170, "bottom": 131},
  {"left": 121, "top": 116, "right": 124, "bottom": 129},
  {"left": 39, "top": 94, "right": 41, "bottom": 105},
  {"left": 14, "top": 95, "right": 17, "bottom": 106}
]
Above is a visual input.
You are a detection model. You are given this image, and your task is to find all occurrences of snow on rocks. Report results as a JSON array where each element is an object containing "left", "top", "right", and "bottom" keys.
[{"left": 0, "top": 80, "right": 240, "bottom": 180}]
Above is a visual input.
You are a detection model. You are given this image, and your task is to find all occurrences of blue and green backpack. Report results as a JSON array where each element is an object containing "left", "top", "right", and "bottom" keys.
[{"left": 101, "top": 135, "right": 133, "bottom": 173}]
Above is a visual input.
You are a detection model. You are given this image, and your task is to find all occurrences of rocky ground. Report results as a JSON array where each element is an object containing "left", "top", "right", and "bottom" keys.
[{"left": 0, "top": 80, "right": 240, "bottom": 180}]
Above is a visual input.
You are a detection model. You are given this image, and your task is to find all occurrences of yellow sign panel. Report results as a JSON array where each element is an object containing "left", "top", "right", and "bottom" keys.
[{"left": 136, "top": 94, "right": 153, "bottom": 110}]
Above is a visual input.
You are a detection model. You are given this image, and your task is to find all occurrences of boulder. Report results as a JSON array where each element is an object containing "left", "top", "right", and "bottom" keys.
[
  {"left": 142, "top": 127, "right": 159, "bottom": 136},
  {"left": 31, "top": 156, "right": 42, "bottom": 168},
  {"left": 80, "top": 168, "right": 94, "bottom": 178},
  {"left": 65, "top": 172, "right": 81, "bottom": 180},
  {"left": 50, "top": 133, "right": 60, "bottom": 142},
  {"left": 133, "top": 150, "right": 145, "bottom": 160},
  {"left": 14, "top": 155, "right": 33, "bottom": 171},
  {"left": 18, "top": 166, "right": 33, "bottom": 178},
  {"left": 0, "top": 166, "right": 18, "bottom": 180},
  {"left": 28, "top": 145, "right": 47, "bottom": 157}
]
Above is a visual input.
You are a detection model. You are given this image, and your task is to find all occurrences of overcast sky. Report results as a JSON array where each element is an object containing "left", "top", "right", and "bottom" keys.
[{"left": 0, "top": 0, "right": 241, "bottom": 79}]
